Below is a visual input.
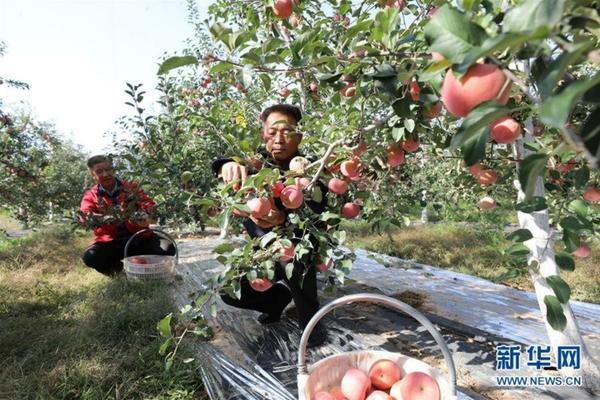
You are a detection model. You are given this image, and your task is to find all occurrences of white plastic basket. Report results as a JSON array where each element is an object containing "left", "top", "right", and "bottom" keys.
[
  {"left": 297, "top": 294, "right": 458, "bottom": 400},
  {"left": 122, "top": 228, "right": 178, "bottom": 281}
]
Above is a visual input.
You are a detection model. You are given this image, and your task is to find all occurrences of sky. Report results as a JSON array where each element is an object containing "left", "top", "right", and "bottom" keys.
[{"left": 0, "top": 0, "right": 209, "bottom": 154}]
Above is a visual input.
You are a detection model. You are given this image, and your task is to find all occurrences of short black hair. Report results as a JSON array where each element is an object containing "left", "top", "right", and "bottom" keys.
[
  {"left": 87, "top": 155, "right": 111, "bottom": 169},
  {"left": 260, "top": 104, "right": 302, "bottom": 124}
]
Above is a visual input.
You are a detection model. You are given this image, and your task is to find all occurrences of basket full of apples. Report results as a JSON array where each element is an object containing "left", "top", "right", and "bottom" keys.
[
  {"left": 123, "top": 228, "right": 178, "bottom": 281},
  {"left": 297, "top": 294, "right": 457, "bottom": 400}
]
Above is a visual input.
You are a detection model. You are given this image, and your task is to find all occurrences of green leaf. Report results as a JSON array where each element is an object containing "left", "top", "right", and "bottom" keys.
[
  {"left": 424, "top": 4, "right": 488, "bottom": 64},
  {"left": 260, "top": 231, "right": 278, "bottom": 249},
  {"left": 452, "top": 102, "right": 509, "bottom": 150},
  {"left": 515, "top": 196, "right": 547, "bottom": 213},
  {"left": 214, "top": 243, "right": 234, "bottom": 254},
  {"left": 518, "top": 153, "right": 548, "bottom": 200},
  {"left": 460, "top": 127, "right": 489, "bottom": 166},
  {"left": 555, "top": 252, "right": 575, "bottom": 271},
  {"left": 311, "top": 185, "right": 322, "bottom": 203},
  {"left": 285, "top": 263, "right": 294, "bottom": 280},
  {"left": 546, "top": 276, "right": 571, "bottom": 303},
  {"left": 559, "top": 216, "right": 588, "bottom": 232},
  {"left": 333, "top": 230, "right": 347, "bottom": 245},
  {"left": 568, "top": 199, "right": 588, "bottom": 219},
  {"left": 562, "top": 229, "right": 580, "bottom": 253},
  {"left": 503, "top": 0, "right": 565, "bottom": 33},
  {"left": 259, "top": 73, "right": 271, "bottom": 91},
  {"left": 157, "top": 56, "right": 197, "bottom": 75},
  {"left": 505, "top": 243, "right": 530, "bottom": 256},
  {"left": 157, "top": 314, "right": 172, "bottom": 339},
  {"left": 506, "top": 228, "right": 533, "bottom": 242},
  {"left": 543, "top": 295, "right": 567, "bottom": 331},
  {"left": 456, "top": 33, "right": 537, "bottom": 74},
  {"left": 540, "top": 73, "right": 600, "bottom": 128},
  {"left": 209, "top": 62, "right": 235, "bottom": 74},
  {"left": 537, "top": 40, "right": 594, "bottom": 100},
  {"left": 159, "top": 338, "right": 172, "bottom": 356}
]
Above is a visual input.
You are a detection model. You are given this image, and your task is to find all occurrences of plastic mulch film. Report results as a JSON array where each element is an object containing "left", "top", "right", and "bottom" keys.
[{"left": 194, "top": 308, "right": 355, "bottom": 400}]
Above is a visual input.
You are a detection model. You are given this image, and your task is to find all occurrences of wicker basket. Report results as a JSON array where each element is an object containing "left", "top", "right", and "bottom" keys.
[
  {"left": 122, "top": 228, "right": 178, "bottom": 281},
  {"left": 297, "top": 294, "right": 458, "bottom": 400}
]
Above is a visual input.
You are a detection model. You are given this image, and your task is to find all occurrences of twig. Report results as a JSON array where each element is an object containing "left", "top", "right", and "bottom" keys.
[{"left": 308, "top": 139, "right": 344, "bottom": 188}]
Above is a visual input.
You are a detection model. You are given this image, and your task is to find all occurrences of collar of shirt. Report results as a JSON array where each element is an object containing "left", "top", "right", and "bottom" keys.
[{"left": 98, "top": 178, "right": 122, "bottom": 197}]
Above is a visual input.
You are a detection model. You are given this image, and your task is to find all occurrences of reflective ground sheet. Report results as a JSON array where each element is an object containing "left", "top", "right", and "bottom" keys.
[{"left": 170, "top": 238, "right": 598, "bottom": 400}]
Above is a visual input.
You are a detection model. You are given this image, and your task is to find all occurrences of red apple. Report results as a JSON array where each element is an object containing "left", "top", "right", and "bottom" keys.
[
  {"left": 490, "top": 116, "right": 522, "bottom": 144},
  {"left": 249, "top": 278, "right": 273, "bottom": 292},
  {"left": 280, "top": 245, "right": 295, "bottom": 263},
  {"left": 477, "top": 169, "right": 498, "bottom": 186},
  {"left": 280, "top": 185, "right": 304, "bottom": 209},
  {"left": 130, "top": 256, "right": 148, "bottom": 265},
  {"left": 272, "top": 0, "right": 294, "bottom": 18},
  {"left": 479, "top": 196, "right": 497, "bottom": 210},
  {"left": 468, "top": 163, "right": 484, "bottom": 176},
  {"left": 329, "top": 387, "right": 346, "bottom": 400},
  {"left": 583, "top": 186, "right": 600, "bottom": 203},
  {"left": 366, "top": 391, "right": 393, "bottom": 400},
  {"left": 390, "top": 372, "right": 440, "bottom": 400},
  {"left": 271, "top": 181, "right": 285, "bottom": 198},
  {"left": 341, "top": 368, "right": 372, "bottom": 400},
  {"left": 368, "top": 359, "right": 402, "bottom": 390},
  {"left": 353, "top": 142, "right": 368, "bottom": 158},
  {"left": 386, "top": 145, "right": 405, "bottom": 167},
  {"left": 247, "top": 198, "right": 271, "bottom": 218},
  {"left": 573, "top": 244, "right": 591, "bottom": 258},
  {"left": 341, "top": 203, "right": 360, "bottom": 219},
  {"left": 401, "top": 139, "right": 420, "bottom": 153},
  {"left": 340, "top": 83, "right": 356, "bottom": 98},
  {"left": 341, "top": 160, "right": 360, "bottom": 178},
  {"left": 328, "top": 178, "right": 349, "bottom": 194},
  {"left": 441, "top": 63, "right": 511, "bottom": 117},
  {"left": 423, "top": 102, "right": 442, "bottom": 119},
  {"left": 313, "top": 391, "right": 335, "bottom": 400},
  {"left": 409, "top": 81, "right": 421, "bottom": 102}
]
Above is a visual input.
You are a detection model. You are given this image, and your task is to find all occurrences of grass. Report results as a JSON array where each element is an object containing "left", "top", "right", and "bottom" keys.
[
  {"left": 346, "top": 221, "right": 600, "bottom": 304},
  {"left": 0, "top": 225, "right": 205, "bottom": 400}
]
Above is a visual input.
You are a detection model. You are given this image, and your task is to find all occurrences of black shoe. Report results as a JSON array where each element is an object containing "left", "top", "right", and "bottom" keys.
[
  {"left": 257, "top": 313, "right": 281, "bottom": 325},
  {"left": 307, "top": 324, "right": 328, "bottom": 347}
]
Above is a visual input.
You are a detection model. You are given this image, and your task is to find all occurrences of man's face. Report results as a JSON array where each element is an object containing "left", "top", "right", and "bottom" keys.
[
  {"left": 90, "top": 161, "right": 116, "bottom": 189},
  {"left": 261, "top": 111, "right": 301, "bottom": 162}
]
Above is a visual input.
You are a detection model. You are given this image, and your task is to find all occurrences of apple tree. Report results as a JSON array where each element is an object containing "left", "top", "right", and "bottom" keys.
[{"left": 155, "top": 0, "right": 599, "bottom": 387}]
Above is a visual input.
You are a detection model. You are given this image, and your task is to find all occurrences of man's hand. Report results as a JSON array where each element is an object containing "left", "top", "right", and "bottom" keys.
[
  {"left": 250, "top": 207, "right": 286, "bottom": 229},
  {"left": 221, "top": 161, "right": 248, "bottom": 185}
]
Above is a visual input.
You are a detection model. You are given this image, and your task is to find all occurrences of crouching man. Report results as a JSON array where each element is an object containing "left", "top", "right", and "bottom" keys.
[{"left": 80, "top": 155, "right": 175, "bottom": 276}]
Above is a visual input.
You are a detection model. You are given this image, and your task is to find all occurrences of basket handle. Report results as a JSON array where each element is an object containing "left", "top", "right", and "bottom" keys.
[
  {"left": 123, "top": 228, "right": 178, "bottom": 261},
  {"left": 297, "top": 293, "right": 456, "bottom": 397}
]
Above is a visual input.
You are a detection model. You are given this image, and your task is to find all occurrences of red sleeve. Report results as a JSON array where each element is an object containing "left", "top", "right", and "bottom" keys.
[{"left": 80, "top": 189, "right": 97, "bottom": 214}]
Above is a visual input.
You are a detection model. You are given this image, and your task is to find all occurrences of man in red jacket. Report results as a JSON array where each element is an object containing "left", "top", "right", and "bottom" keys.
[{"left": 80, "top": 155, "right": 175, "bottom": 276}]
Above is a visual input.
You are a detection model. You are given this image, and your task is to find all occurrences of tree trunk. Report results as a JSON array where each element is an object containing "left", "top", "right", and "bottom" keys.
[{"left": 513, "top": 120, "right": 600, "bottom": 393}]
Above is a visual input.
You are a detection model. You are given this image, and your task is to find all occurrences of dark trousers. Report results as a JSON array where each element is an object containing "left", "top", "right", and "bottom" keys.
[
  {"left": 221, "top": 261, "right": 319, "bottom": 329},
  {"left": 82, "top": 234, "right": 176, "bottom": 276}
]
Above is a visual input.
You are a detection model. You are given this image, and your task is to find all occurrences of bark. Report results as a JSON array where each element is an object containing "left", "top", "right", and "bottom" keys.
[{"left": 513, "top": 119, "right": 600, "bottom": 393}]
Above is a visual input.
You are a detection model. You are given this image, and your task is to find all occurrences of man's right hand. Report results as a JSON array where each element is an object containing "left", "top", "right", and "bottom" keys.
[{"left": 221, "top": 161, "right": 248, "bottom": 185}]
